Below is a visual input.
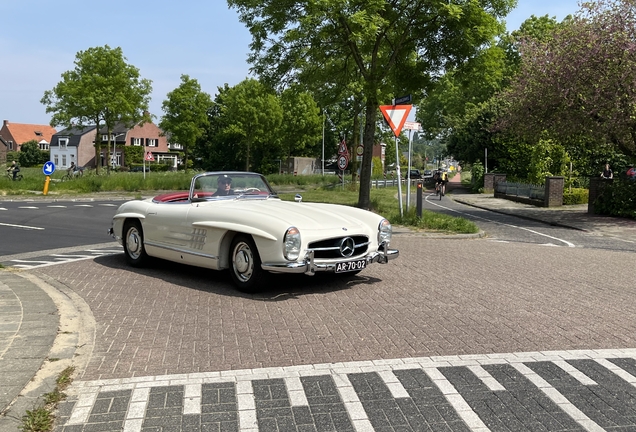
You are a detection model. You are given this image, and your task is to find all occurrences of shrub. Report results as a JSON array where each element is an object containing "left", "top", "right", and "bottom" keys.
[
  {"left": 562, "top": 188, "right": 589, "bottom": 205},
  {"left": 470, "top": 161, "right": 484, "bottom": 193},
  {"left": 594, "top": 179, "right": 636, "bottom": 219}
]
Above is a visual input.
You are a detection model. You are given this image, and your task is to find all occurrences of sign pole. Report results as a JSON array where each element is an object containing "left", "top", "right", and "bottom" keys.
[
  {"left": 395, "top": 135, "right": 403, "bottom": 217},
  {"left": 406, "top": 129, "right": 413, "bottom": 212}
]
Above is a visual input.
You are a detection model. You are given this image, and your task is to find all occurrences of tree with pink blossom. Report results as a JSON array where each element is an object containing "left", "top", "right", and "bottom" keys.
[{"left": 498, "top": 0, "right": 636, "bottom": 158}]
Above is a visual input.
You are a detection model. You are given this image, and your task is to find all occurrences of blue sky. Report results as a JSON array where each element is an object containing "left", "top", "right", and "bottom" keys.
[{"left": 0, "top": 0, "right": 581, "bottom": 127}]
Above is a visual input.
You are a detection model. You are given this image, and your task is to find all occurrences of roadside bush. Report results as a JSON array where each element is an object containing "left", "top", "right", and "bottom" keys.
[
  {"left": 470, "top": 161, "right": 484, "bottom": 193},
  {"left": 562, "top": 188, "right": 589, "bottom": 205},
  {"left": 594, "top": 179, "right": 636, "bottom": 219}
]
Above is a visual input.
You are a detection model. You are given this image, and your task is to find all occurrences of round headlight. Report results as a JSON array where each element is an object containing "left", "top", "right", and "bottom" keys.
[
  {"left": 378, "top": 219, "right": 392, "bottom": 245},
  {"left": 283, "top": 227, "right": 301, "bottom": 260}
]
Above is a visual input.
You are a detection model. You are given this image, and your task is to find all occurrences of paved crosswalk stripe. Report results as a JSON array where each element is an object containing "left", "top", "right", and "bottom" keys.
[
  {"left": 61, "top": 350, "right": 636, "bottom": 431},
  {"left": 595, "top": 358, "right": 636, "bottom": 384},
  {"left": 510, "top": 362, "right": 604, "bottom": 432},
  {"left": 237, "top": 380, "right": 257, "bottom": 431},
  {"left": 553, "top": 360, "right": 598, "bottom": 385}
]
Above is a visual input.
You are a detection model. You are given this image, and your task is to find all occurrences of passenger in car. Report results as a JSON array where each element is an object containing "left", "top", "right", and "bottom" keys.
[{"left": 212, "top": 175, "right": 234, "bottom": 196}]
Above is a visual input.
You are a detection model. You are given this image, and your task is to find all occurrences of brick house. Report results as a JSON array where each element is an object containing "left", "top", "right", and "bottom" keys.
[
  {"left": 0, "top": 136, "right": 8, "bottom": 164},
  {"left": 98, "top": 120, "right": 177, "bottom": 168},
  {"left": 0, "top": 120, "right": 57, "bottom": 152},
  {"left": 50, "top": 126, "right": 97, "bottom": 170}
]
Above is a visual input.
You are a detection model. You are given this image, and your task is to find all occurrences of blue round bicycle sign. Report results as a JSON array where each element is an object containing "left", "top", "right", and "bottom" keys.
[{"left": 43, "top": 161, "right": 56, "bottom": 176}]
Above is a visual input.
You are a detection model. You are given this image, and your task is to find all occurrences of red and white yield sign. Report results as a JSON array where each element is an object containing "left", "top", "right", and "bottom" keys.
[
  {"left": 144, "top": 151, "right": 155, "bottom": 162},
  {"left": 380, "top": 105, "right": 412, "bottom": 137}
]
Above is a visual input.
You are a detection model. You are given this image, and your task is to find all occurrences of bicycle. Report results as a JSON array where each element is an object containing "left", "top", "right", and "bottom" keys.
[
  {"left": 435, "top": 181, "right": 445, "bottom": 200},
  {"left": 5, "top": 171, "right": 23, "bottom": 181},
  {"left": 61, "top": 167, "right": 85, "bottom": 181}
]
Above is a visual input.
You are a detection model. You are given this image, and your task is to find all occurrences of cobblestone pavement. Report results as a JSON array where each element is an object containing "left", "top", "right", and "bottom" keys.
[{"left": 28, "top": 231, "right": 636, "bottom": 431}]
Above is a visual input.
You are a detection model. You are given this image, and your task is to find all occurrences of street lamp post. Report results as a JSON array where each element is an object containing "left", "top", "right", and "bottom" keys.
[{"left": 111, "top": 132, "right": 125, "bottom": 172}]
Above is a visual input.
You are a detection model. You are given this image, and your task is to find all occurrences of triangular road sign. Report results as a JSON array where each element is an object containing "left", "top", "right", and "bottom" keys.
[
  {"left": 145, "top": 151, "right": 155, "bottom": 162},
  {"left": 379, "top": 105, "right": 412, "bottom": 137}
]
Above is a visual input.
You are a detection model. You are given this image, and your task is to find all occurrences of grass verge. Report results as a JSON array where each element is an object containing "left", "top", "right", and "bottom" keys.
[
  {"left": 19, "top": 366, "right": 75, "bottom": 432},
  {"left": 280, "top": 186, "right": 479, "bottom": 234}
]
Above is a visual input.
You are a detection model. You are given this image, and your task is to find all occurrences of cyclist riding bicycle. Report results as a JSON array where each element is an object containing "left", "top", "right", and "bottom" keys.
[{"left": 434, "top": 169, "right": 448, "bottom": 195}]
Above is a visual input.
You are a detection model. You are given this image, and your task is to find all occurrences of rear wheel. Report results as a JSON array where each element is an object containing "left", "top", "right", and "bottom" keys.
[
  {"left": 229, "top": 235, "right": 264, "bottom": 293},
  {"left": 123, "top": 220, "right": 149, "bottom": 266}
]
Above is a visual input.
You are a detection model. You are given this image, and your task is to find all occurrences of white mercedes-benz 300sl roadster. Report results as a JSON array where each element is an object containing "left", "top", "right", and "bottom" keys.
[{"left": 109, "top": 171, "right": 399, "bottom": 292}]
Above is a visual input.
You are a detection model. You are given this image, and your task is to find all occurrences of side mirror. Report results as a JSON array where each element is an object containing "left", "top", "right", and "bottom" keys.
[{"left": 294, "top": 194, "right": 302, "bottom": 203}]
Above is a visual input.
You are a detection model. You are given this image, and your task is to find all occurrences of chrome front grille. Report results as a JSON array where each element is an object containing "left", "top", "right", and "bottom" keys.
[{"left": 308, "top": 236, "right": 369, "bottom": 259}]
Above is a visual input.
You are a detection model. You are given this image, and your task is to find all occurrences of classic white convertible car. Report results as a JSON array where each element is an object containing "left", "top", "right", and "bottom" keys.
[{"left": 109, "top": 171, "right": 399, "bottom": 292}]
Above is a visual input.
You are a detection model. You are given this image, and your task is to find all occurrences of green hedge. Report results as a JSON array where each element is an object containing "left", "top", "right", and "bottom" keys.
[{"left": 562, "top": 188, "right": 589, "bottom": 205}]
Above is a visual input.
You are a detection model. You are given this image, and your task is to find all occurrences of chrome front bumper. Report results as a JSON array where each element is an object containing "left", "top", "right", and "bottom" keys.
[{"left": 261, "top": 246, "right": 399, "bottom": 275}]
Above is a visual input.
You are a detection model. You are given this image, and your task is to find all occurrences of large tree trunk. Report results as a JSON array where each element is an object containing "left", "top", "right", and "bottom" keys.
[{"left": 358, "top": 99, "right": 378, "bottom": 209}]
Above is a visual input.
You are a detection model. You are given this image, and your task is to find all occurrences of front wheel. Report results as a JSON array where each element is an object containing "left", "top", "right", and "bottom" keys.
[
  {"left": 229, "top": 235, "right": 264, "bottom": 293},
  {"left": 123, "top": 220, "right": 149, "bottom": 267}
]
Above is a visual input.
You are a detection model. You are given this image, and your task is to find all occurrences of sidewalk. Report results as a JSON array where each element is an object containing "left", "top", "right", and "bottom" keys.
[
  {"left": 0, "top": 272, "right": 91, "bottom": 432},
  {"left": 450, "top": 189, "right": 636, "bottom": 243},
  {"left": 0, "top": 272, "right": 58, "bottom": 432}
]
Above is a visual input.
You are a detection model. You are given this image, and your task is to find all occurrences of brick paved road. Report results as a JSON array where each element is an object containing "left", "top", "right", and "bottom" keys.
[{"left": 35, "top": 235, "right": 636, "bottom": 431}]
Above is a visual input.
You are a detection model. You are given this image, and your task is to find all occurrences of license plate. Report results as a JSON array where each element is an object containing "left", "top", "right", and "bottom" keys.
[{"left": 335, "top": 259, "right": 367, "bottom": 273}]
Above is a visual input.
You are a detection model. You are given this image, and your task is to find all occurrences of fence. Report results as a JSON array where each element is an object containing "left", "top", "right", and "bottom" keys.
[
  {"left": 495, "top": 182, "right": 545, "bottom": 201},
  {"left": 489, "top": 174, "right": 564, "bottom": 207}
]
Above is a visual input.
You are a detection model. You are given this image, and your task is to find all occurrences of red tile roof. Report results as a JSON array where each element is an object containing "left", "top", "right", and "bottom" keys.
[{"left": 2, "top": 121, "right": 57, "bottom": 145}]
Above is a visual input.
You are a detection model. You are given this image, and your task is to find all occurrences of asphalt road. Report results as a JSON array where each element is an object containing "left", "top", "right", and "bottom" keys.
[{"left": 0, "top": 200, "right": 120, "bottom": 255}]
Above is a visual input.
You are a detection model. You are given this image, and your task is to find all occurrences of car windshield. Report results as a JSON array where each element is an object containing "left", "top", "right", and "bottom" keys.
[{"left": 190, "top": 172, "right": 276, "bottom": 201}]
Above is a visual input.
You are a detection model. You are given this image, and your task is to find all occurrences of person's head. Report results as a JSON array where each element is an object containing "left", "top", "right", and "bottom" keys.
[
  {"left": 11, "top": 161, "right": 15, "bottom": 166},
  {"left": 217, "top": 175, "right": 232, "bottom": 191},
  {"left": 605, "top": 163, "right": 610, "bottom": 169}
]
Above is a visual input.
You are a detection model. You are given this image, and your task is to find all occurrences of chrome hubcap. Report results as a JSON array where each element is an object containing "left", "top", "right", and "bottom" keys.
[
  {"left": 126, "top": 228, "right": 142, "bottom": 259},
  {"left": 233, "top": 242, "right": 253, "bottom": 282}
]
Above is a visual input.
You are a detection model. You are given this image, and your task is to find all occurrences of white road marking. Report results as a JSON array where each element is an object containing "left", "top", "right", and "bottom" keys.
[
  {"left": 0, "top": 208, "right": 7, "bottom": 211},
  {"left": 0, "top": 222, "right": 45, "bottom": 230},
  {"left": 18, "top": 206, "right": 39, "bottom": 209},
  {"left": 74, "top": 204, "right": 94, "bottom": 207},
  {"left": 99, "top": 203, "right": 118, "bottom": 206},
  {"left": 426, "top": 194, "right": 576, "bottom": 247},
  {"left": 47, "top": 205, "right": 67, "bottom": 208}
]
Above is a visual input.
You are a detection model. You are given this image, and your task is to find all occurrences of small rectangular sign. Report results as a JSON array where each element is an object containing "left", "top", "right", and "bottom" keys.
[
  {"left": 393, "top": 94, "right": 411, "bottom": 105},
  {"left": 403, "top": 121, "right": 421, "bottom": 131}
]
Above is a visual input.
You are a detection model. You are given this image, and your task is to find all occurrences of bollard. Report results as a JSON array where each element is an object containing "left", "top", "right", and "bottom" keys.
[
  {"left": 43, "top": 176, "right": 51, "bottom": 196},
  {"left": 416, "top": 181, "right": 422, "bottom": 217}
]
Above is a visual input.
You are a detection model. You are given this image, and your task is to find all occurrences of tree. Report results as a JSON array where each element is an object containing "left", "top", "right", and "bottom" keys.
[
  {"left": 160, "top": 75, "right": 212, "bottom": 172},
  {"left": 228, "top": 0, "right": 515, "bottom": 209},
  {"left": 41, "top": 45, "right": 152, "bottom": 174},
  {"left": 498, "top": 0, "right": 636, "bottom": 158},
  {"left": 221, "top": 79, "right": 283, "bottom": 172},
  {"left": 279, "top": 89, "right": 322, "bottom": 158},
  {"left": 18, "top": 140, "right": 43, "bottom": 167}
]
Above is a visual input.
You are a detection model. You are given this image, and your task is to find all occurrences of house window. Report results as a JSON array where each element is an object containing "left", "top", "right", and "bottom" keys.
[
  {"left": 54, "top": 155, "right": 59, "bottom": 166},
  {"left": 62, "top": 155, "right": 67, "bottom": 166},
  {"left": 131, "top": 137, "right": 142, "bottom": 146},
  {"left": 147, "top": 138, "right": 157, "bottom": 147},
  {"left": 59, "top": 138, "right": 68, "bottom": 149},
  {"left": 102, "top": 134, "right": 109, "bottom": 142},
  {"left": 39, "top": 142, "right": 49, "bottom": 150},
  {"left": 35, "top": 131, "right": 43, "bottom": 137},
  {"left": 8, "top": 141, "right": 13, "bottom": 150}
]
